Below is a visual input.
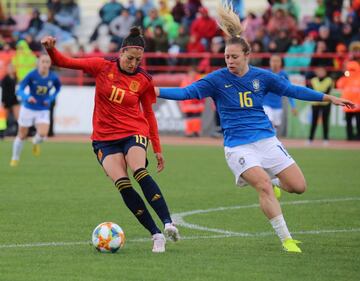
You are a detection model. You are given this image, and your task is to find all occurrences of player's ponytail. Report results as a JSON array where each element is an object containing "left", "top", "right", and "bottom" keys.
[
  {"left": 217, "top": 1, "right": 251, "bottom": 55},
  {"left": 121, "top": 26, "right": 145, "bottom": 51}
]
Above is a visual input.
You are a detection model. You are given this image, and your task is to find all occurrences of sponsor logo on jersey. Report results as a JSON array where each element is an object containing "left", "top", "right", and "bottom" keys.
[
  {"left": 108, "top": 73, "right": 114, "bottom": 80},
  {"left": 129, "top": 80, "right": 140, "bottom": 92},
  {"left": 225, "top": 84, "right": 233, "bottom": 88}
]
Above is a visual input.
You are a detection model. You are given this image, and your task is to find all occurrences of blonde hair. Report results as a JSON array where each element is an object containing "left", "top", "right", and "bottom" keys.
[
  {"left": 216, "top": 1, "right": 244, "bottom": 38},
  {"left": 217, "top": 1, "right": 251, "bottom": 54}
]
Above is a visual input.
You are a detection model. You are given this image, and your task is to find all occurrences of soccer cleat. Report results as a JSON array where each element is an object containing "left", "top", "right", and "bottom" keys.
[
  {"left": 152, "top": 233, "right": 166, "bottom": 253},
  {"left": 9, "top": 159, "right": 19, "bottom": 167},
  {"left": 273, "top": 185, "right": 282, "bottom": 199},
  {"left": 164, "top": 223, "right": 180, "bottom": 242},
  {"left": 282, "top": 238, "right": 302, "bottom": 253},
  {"left": 32, "top": 144, "right": 41, "bottom": 156}
]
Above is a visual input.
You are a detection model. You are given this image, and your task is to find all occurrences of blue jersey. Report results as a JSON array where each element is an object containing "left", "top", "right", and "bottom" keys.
[
  {"left": 160, "top": 66, "right": 324, "bottom": 147},
  {"left": 18, "top": 69, "right": 61, "bottom": 111},
  {"left": 262, "top": 70, "right": 295, "bottom": 109}
]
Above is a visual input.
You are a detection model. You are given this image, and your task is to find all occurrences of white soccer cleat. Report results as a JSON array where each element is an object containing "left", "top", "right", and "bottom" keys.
[
  {"left": 152, "top": 233, "right": 166, "bottom": 253},
  {"left": 164, "top": 223, "right": 180, "bottom": 242}
]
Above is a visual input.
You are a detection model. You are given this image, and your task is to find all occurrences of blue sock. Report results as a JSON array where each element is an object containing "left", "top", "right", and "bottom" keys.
[
  {"left": 134, "top": 168, "right": 172, "bottom": 225},
  {"left": 115, "top": 177, "right": 161, "bottom": 235}
]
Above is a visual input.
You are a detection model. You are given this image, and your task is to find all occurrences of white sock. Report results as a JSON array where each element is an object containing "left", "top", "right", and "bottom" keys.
[
  {"left": 270, "top": 214, "right": 292, "bottom": 242},
  {"left": 32, "top": 134, "right": 45, "bottom": 145},
  {"left": 12, "top": 137, "right": 24, "bottom": 161},
  {"left": 271, "top": 178, "right": 280, "bottom": 187}
]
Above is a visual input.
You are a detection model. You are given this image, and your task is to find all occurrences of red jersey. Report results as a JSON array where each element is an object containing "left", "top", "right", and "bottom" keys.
[{"left": 47, "top": 48, "right": 161, "bottom": 153}]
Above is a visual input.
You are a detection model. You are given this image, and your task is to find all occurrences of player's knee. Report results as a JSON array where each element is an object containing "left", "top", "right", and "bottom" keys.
[
  {"left": 254, "top": 178, "right": 273, "bottom": 196},
  {"left": 289, "top": 179, "right": 307, "bottom": 194}
]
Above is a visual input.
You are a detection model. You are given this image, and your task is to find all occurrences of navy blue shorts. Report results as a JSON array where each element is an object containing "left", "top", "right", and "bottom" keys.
[{"left": 92, "top": 135, "right": 149, "bottom": 165}]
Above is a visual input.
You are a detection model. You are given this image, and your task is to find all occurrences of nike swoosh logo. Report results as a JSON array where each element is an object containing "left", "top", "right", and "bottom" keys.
[{"left": 225, "top": 84, "right": 233, "bottom": 88}]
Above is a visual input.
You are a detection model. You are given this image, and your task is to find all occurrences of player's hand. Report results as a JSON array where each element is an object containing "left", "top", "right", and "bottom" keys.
[
  {"left": 28, "top": 96, "right": 36, "bottom": 104},
  {"left": 155, "top": 152, "right": 165, "bottom": 172},
  {"left": 329, "top": 95, "right": 355, "bottom": 109},
  {"left": 41, "top": 36, "right": 57, "bottom": 49},
  {"left": 154, "top": 87, "right": 160, "bottom": 97}
]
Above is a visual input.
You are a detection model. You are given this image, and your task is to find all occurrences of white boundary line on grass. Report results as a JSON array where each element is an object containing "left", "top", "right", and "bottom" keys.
[
  {"left": 0, "top": 197, "right": 359, "bottom": 249},
  {"left": 172, "top": 197, "right": 360, "bottom": 235}
]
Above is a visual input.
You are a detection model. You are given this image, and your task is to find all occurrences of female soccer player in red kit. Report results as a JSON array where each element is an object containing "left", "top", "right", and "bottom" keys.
[{"left": 41, "top": 27, "right": 179, "bottom": 253}]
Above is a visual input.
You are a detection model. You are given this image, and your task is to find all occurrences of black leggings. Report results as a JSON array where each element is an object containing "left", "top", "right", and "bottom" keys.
[
  {"left": 345, "top": 112, "right": 360, "bottom": 140},
  {"left": 309, "top": 104, "right": 331, "bottom": 141}
]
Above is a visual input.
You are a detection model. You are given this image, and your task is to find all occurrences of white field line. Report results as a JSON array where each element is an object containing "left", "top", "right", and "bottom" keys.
[
  {"left": 0, "top": 197, "right": 359, "bottom": 249},
  {"left": 172, "top": 197, "right": 360, "bottom": 235}
]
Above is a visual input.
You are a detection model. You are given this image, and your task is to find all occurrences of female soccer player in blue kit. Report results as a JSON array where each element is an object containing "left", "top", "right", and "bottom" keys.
[
  {"left": 156, "top": 2, "right": 355, "bottom": 253},
  {"left": 10, "top": 54, "right": 61, "bottom": 167}
]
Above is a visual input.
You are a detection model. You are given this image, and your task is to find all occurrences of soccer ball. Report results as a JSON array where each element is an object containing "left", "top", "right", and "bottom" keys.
[{"left": 92, "top": 222, "right": 125, "bottom": 253}]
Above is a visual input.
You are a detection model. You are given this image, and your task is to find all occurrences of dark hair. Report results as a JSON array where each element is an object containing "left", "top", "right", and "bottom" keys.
[{"left": 121, "top": 26, "right": 145, "bottom": 49}]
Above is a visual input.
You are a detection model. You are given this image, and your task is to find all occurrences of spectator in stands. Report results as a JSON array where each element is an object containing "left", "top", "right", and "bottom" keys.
[
  {"left": 1, "top": 64, "right": 19, "bottom": 135},
  {"left": 153, "top": 25, "right": 169, "bottom": 53},
  {"left": 336, "top": 60, "right": 360, "bottom": 140},
  {"left": 284, "top": 34, "right": 315, "bottom": 74},
  {"left": 47, "top": 0, "right": 62, "bottom": 15},
  {"left": 53, "top": 0, "right": 80, "bottom": 34},
  {"left": 89, "top": 0, "right": 124, "bottom": 43},
  {"left": 305, "top": 14, "right": 324, "bottom": 35},
  {"left": 162, "top": 14, "right": 179, "bottom": 43},
  {"left": 23, "top": 8, "right": 43, "bottom": 37},
  {"left": 171, "top": 0, "right": 186, "bottom": 23},
  {"left": 308, "top": 66, "right": 333, "bottom": 144},
  {"left": 24, "top": 34, "right": 42, "bottom": 52},
  {"left": 198, "top": 36, "right": 225, "bottom": 72},
  {"left": 182, "top": 0, "right": 202, "bottom": 32},
  {"left": 329, "top": 10, "right": 344, "bottom": 43},
  {"left": 190, "top": 7, "right": 217, "bottom": 51},
  {"left": 158, "top": 0, "right": 170, "bottom": 17},
  {"left": 36, "top": 11, "right": 77, "bottom": 54},
  {"left": 143, "top": 8, "right": 164, "bottom": 31},
  {"left": 314, "top": 0, "right": 326, "bottom": 19},
  {"left": 141, "top": 0, "right": 156, "bottom": 16},
  {"left": 126, "top": 0, "right": 138, "bottom": 16},
  {"left": 325, "top": 0, "right": 343, "bottom": 23},
  {"left": 133, "top": 9, "right": 145, "bottom": 30},
  {"left": 11, "top": 40, "right": 37, "bottom": 81},
  {"left": 41, "top": 28, "right": 180, "bottom": 253},
  {"left": 266, "top": 7, "right": 297, "bottom": 38},
  {"left": 249, "top": 40, "right": 266, "bottom": 67},
  {"left": 341, "top": 23, "right": 354, "bottom": 46},
  {"left": 243, "top": 12, "right": 263, "bottom": 43},
  {"left": 272, "top": 0, "right": 300, "bottom": 21},
  {"left": 172, "top": 24, "right": 189, "bottom": 53},
  {"left": 318, "top": 25, "right": 337, "bottom": 51},
  {"left": 274, "top": 29, "right": 292, "bottom": 53},
  {"left": 109, "top": 8, "right": 135, "bottom": 46}
]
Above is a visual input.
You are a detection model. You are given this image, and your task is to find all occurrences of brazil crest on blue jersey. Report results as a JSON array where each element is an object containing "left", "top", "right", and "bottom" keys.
[
  {"left": 17, "top": 69, "right": 61, "bottom": 111},
  {"left": 160, "top": 66, "right": 324, "bottom": 147}
]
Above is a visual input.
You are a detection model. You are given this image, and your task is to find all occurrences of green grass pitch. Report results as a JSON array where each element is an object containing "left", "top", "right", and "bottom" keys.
[{"left": 0, "top": 140, "right": 359, "bottom": 281}]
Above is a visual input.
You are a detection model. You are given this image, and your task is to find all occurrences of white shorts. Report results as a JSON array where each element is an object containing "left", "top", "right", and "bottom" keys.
[
  {"left": 224, "top": 136, "right": 295, "bottom": 187},
  {"left": 263, "top": 106, "right": 283, "bottom": 127},
  {"left": 18, "top": 106, "right": 50, "bottom": 127}
]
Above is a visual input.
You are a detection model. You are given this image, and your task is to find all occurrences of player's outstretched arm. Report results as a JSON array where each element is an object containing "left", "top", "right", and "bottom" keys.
[
  {"left": 323, "top": 94, "right": 355, "bottom": 109},
  {"left": 41, "top": 36, "right": 103, "bottom": 74}
]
